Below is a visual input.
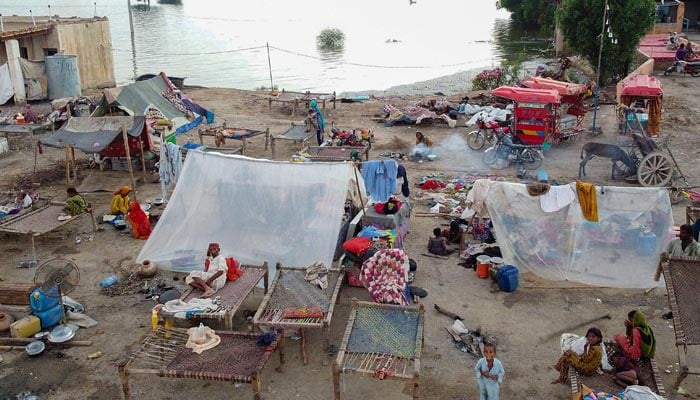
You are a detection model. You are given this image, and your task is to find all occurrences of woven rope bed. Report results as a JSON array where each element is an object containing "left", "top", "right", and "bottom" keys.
[
  {"left": 0, "top": 202, "right": 96, "bottom": 262},
  {"left": 164, "top": 263, "right": 269, "bottom": 330},
  {"left": 270, "top": 123, "right": 317, "bottom": 158},
  {"left": 662, "top": 254, "right": 700, "bottom": 389},
  {"left": 332, "top": 300, "right": 424, "bottom": 400},
  {"left": 198, "top": 125, "right": 270, "bottom": 155},
  {"left": 252, "top": 263, "right": 344, "bottom": 365},
  {"left": 268, "top": 90, "right": 336, "bottom": 116},
  {"left": 568, "top": 341, "right": 665, "bottom": 399},
  {"left": 301, "top": 145, "right": 369, "bottom": 162},
  {"left": 118, "top": 326, "right": 285, "bottom": 400}
]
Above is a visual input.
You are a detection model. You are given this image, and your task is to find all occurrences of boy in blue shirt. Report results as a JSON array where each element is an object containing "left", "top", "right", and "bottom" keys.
[{"left": 475, "top": 343, "right": 505, "bottom": 400}]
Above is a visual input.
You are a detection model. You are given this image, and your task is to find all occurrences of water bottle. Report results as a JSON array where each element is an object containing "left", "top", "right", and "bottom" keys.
[{"left": 99, "top": 274, "right": 119, "bottom": 288}]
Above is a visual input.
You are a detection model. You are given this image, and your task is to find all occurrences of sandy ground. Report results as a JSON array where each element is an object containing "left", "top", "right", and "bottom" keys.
[{"left": 1, "top": 74, "right": 700, "bottom": 400}]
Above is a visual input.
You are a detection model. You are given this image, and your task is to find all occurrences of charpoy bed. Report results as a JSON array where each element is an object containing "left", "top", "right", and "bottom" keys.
[
  {"left": 270, "top": 122, "right": 317, "bottom": 158},
  {"left": 118, "top": 327, "right": 285, "bottom": 400},
  {"left": 300, "top": 145, "right": 369, "bottom": 162},
  {"left": 252, "top": 264, "right": 344, "bottom": 365},
  {"left": 268, "top": 90, "right": 336, "bottom": 116},
  {"left": 162, "top": 263, "right": 269, "bottom": 330},
  {"left": 332, "top": 300, "right": 424, "bottom": 400},
  {"left": 198, "top": 125, "right": 270, "bottom": 155},
  {"left": 662, "top": 254, "right": 700, "bottom": 390},
  {"left": 0, "top": 202, "right": 96, "bottom": 262},
  {"left": 568, "top": 341, "right": 665, "bottom": 399}
]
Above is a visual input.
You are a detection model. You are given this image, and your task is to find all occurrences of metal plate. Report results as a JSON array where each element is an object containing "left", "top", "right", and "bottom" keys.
[
  {"left": 48, "top": 325, "right": 75, "bottom": 343},
  {"left": 25, "top": 340, "right": 45, "bottom": 356}
]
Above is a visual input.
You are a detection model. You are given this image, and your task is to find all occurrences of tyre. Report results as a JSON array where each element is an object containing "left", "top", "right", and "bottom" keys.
[
  {"left": 467, "top": 130, "right": 486, "bottom": 150},
  {"left": 520, "top": 149, "right": 542, "bottom": 170},
  {"left": 691, "top": 68, "right": 700, "bottom": 77},
  {"left": 482, "top": 146, "right": 498, "bottom": 166}
]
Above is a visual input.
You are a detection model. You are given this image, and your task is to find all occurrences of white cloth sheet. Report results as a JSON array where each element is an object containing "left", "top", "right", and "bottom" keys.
[{"left": 540, "top": 183, "right": 576, "bottom": 212}]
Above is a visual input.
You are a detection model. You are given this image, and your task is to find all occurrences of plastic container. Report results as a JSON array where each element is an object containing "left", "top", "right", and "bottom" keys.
[
  {"left": 30, "top": 287, "right": 60, "bottom": 312},
  {"left": 489, "top": 257, "right": 504, "bottom": 281},
  {"left": 498, "top": 265, "right": 520, "bottom": 292},
  {"left": 192, "top": 323, "right": 207, "bottom": 345},
  {"left": 476, "top": 255, "right": 491, "bottom": 279},
  {"left": 99, "top": 274, "right": 119, "bottom": 288},
  {"left": 0, "top": 312, "right": 14, "bottom": 332},
  {"left": 34, "top": 303, "right": 63, "bottom": 329},
  {"left": 151, "top": 309, "right": 159, "bottom": 330},
  {"left": 637, "top": 233, "right": 657, "bottom": 256},
  {"left": 10, "top": 316, "right": 41, "bottom": 338}
]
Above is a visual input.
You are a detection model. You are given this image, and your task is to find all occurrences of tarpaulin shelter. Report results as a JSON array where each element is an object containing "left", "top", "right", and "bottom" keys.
[
  {"left": 481, "top": 180, "right": 673, "bottom": 288},
  {"left": 136, "top": 152, "right": 363, "bottom": 274},
  {"left": 91, "top": 72, "right": 213, "bottom": 136},
  {"left": 39, "top": 116, "right": 153, "bottom": 157}
]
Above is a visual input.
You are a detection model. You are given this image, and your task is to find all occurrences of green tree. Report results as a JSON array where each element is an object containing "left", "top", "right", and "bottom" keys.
[
  {"left": 557, "top": 0, "right": 656, "bottom": 84},
  {"left": 498, "top": 0, "right": 556, "bottom": 29}
]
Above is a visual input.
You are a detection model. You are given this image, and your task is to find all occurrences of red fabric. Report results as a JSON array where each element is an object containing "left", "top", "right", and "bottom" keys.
[
  {"left": 205, "top": 257, "right": 245, "bottom": 281},
  {"left": 347, "top": 271, "right": 363, "bottom": 287},
  {"left": 342, "top": 237, "right": 372, "bottom": 257},
  {"left": 614, "top": 329, "right": 642, "bottom": 360},
  {"left": 420, "top": 180, "right": 446, "bottom": 190},
  {"left": 281, "top": 306, "right": 324, "bottom": 319},
  {"left": 372, "top": 198, "right": 402, "bottom": 214},
  {"left": 126, "top": 201, "right": 151, "bottom": 240}
]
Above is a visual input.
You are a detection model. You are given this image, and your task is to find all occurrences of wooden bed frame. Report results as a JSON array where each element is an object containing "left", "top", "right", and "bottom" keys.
[
  {"left": 198, "top": 124, "right": 270, "bottom": 155},
  {"left": 252, "top": 263, "right": 344, "bottom": 366},
  {"left": 268, "top": 89, "right": 336, "bottom": 116},
  {"left": 118, "top": 327, "right": 285, "bottom": 400},
  {"left": 332, "top": 299, "right": 424, "bottom": 400},
  {"left": 270, "top": 122, "right": 317, "bottom": 158},
  {"left": 161, "top": 263, "right": 269, "bottom": 330}
]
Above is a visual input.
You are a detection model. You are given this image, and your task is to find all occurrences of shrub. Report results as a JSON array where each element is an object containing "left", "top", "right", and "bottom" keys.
[{"left": 317, "top": 28, "right": 345, "bottom": 51}]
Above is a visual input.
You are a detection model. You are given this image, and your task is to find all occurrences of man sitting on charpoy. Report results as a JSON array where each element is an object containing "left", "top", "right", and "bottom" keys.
[{"left": 185, "top": 243, "right": 228, "bottom": 298}]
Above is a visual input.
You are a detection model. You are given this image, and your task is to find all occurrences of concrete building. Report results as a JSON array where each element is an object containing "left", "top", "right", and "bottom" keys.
[{"left": 0, "top": 15, "right": 115, "bottom": 103}]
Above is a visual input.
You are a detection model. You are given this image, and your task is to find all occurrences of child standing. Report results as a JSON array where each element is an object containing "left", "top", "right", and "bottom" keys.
[{"left": 475, "top": 343, "right": 504, "bottom": 400}]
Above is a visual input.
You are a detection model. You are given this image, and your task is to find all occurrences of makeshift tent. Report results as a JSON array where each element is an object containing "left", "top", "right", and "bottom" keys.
[
  {"left": 136, "top": 152, "right": 361, "bottom": 272},
  {"left": 0, "top": 63, "right": 14, "bottom": 105},
  {"left": 39, "top": 116, "right": 153, "bottom": 157},
  {"left": 91, "top": 72, "right": 213, "bottom": 136},
  {"left": 482, "top": 180, "right": 673, "bottom": 288},
  {"left": 19, "top": 59, "right": 47, "bottom": 101}
]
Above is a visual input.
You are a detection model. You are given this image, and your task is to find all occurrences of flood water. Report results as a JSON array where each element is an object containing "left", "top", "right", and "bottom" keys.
[{"left": 1, "top": 0, "right": 551, "bottom": 92}]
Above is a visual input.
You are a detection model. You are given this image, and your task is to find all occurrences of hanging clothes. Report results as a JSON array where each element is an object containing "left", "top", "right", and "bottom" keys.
[
  {"left": 540, "top": 183, "right": 576, "bottom": 213},
  {"left": 397, "top": 164, "right": 410, "bottom": 197},
  {"left": 361, "top": 160, "right": 398, "bottom": 203},
  {"left": 576, "top": 181, "right": 598, "bottom": 222},
  {"left": 159, "top": 142, "right": 183, "bottom": 201}
]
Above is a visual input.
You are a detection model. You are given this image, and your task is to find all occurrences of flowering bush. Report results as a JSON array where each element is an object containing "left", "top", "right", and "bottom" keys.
[{"left": 471, "top": 67, "right": 503, "bottom": 91}]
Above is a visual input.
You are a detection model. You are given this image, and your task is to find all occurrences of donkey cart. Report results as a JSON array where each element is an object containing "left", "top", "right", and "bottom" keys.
[{"left": 621, "top": 133, "right": 688, "bottom": 188}]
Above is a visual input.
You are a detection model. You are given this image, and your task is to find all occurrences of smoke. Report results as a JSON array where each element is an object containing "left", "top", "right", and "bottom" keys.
[{"left": 433, "top": 131, "right": 490, "bottom": 173}]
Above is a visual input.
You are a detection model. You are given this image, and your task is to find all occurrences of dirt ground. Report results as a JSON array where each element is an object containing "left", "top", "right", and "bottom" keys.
[{"left": 1, "top": 75, "right": 700, "bottom": 400}]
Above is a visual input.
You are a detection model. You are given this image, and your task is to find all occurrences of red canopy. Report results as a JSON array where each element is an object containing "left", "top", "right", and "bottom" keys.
[
  {"left": 620, "top": 75, "right": 663, "bottom": 97},
  {"left": 492, "top": 86, "right": 560, "bottom": 104},
  {"left": 520, "top": 77, "right": 587, "bottom": 95}
]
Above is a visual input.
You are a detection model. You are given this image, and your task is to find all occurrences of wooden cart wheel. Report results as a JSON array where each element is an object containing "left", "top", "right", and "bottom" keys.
[{"left": 637, "top": 152, "right": 674, "bottom": 187}]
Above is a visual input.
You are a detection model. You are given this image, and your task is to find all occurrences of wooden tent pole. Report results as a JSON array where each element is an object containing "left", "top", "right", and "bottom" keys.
[
  {"left": 139, "top": 139, "right": 147, "bottom": 182},
  {"left": 71, "top": 145, "right": 78, "bottom": 182},
  {"left": 65, "top": 146, "right": 71, "bottom": 187},
  {"left": 352, "top": 162, "right": 367, "bottom": 225},
  {"left": 122, "top": 125, "right": 137, "bottom": 201},
  {"left": 33, "top": 141, "right": 38, "bottom": 179}
]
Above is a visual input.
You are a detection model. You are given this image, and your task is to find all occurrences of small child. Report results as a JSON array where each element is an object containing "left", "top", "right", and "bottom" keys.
[
  {"left": 475, "top": 343, "right": 505, "bottom": 400},
  {"left": 427, "top": 227, "right": 454, "bottom": 256}
]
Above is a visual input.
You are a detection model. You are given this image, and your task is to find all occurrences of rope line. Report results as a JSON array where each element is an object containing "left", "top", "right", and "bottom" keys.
[{"left": 108, "top": 43, "right": 493, "bottom": 70}]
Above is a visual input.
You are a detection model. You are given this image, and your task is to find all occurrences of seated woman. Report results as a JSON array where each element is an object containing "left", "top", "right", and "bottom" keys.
[
  {"left": 552, "top": 327, "right": 603, "bottom": 384},
  {"left": 415, "top": 131, "right": 434, "bottom": 147},
  {"left": 613, "top": 355, "right": 639, "bottom": 387},
  {"left": 428, "top": 227, "right": 454, "bottom": 256},
  {"left": 614, "top": 310, "right": 656, "bottom": 360},
  {"left": 126, "top": 201, "right": 151, "bottom": 240},
  {"left": 185, "top": 243, "right": 228, "bottom": 298},
  {"left": 63, "top": 188, "right": 87, "bottom": 216},
  {"left": 111, "top": 186, "right": 131, "bottom": 215}
]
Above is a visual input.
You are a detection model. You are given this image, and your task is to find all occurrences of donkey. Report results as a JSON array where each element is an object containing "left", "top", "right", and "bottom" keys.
[{"left": 579, "top": 142, "right": 636, "bottom": 180}]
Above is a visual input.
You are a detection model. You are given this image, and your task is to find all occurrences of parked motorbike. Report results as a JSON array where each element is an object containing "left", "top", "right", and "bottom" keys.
[
  {"left": 481, "top": 131, "right": 543, "bottom": 170},
  {"left": 663, "top": 60, "right": 700, "bottom": 77},
  {"left": 466, "top": 117, "right": 512, "bottom": 150}
]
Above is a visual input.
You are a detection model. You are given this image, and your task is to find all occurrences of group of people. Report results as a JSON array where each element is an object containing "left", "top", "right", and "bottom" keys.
[{"left": 551, "top": 310, "right": 656, "bottom": 388}]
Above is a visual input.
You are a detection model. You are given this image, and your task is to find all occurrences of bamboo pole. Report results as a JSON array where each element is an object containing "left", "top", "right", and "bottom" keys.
[
  {"left": 122, "top": 125, "right": 137, "bottom": 200},
  {"left": 71, "top": 145, "right": 78, "bottom": 182},
  {"left": 139, "top": 139, "right": 147, "bottom": 182},
  {"left": 33, "top": 140, "right": 38, "bottom": 179},
  {"left": 65, "top": 146, "right": 71, "bottom": 187},
  {"left": 351, "top": 162, "right": 367, "bottom": 225}
]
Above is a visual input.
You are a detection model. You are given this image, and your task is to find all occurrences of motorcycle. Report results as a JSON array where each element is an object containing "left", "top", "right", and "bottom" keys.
[
  {"left": 466, "top": 117, "right": 512, "bottom": 150},
  {"left": 481, "top": 131, "right": 543, "bottom": 170},
  {"left": 663, "top": 60, "right": 700, "bottom": 77}
]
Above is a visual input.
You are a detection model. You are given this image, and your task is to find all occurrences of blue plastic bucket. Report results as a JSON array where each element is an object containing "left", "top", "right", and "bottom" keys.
[{"left": 498, "top": 265, "right": 519, "bottom": 292}]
